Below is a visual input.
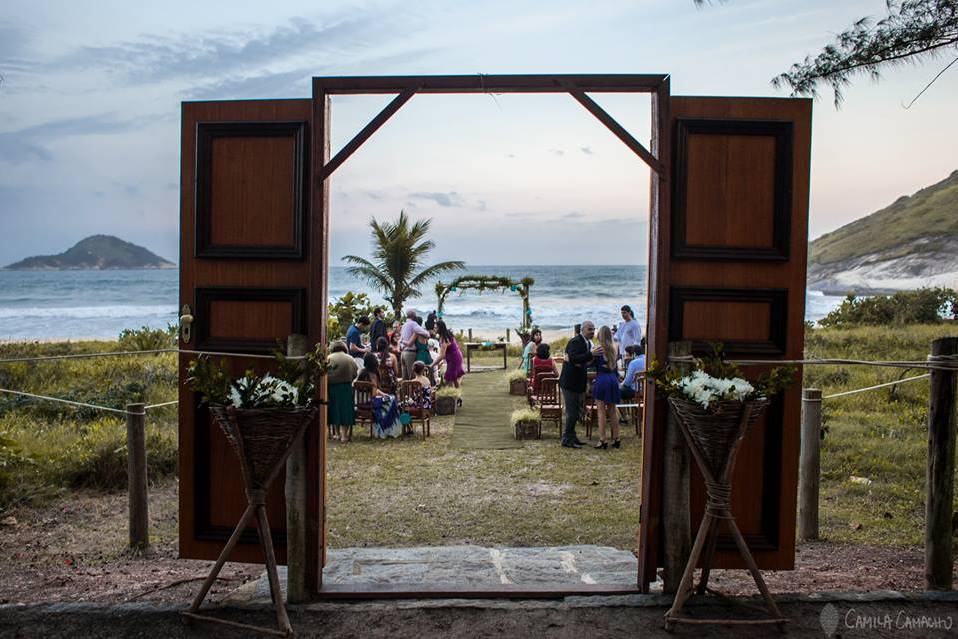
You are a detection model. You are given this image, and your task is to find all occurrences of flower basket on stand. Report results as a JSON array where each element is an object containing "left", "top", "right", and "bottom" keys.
[
  {"left": 183, "top": 345, "right": 328, "bottom": 637},
  {"left": 647, "top": 346, "right": 794, "bottom": 631}
]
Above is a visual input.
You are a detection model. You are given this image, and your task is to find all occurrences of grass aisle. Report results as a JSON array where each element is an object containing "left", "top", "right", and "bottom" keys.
[{"left": 451, "top": 371, "right": 523, "bottom": 449}]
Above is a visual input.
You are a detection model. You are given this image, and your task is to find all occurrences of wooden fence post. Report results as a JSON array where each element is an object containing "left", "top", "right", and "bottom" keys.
[
  {"left": 662, "top": 341, "right": 692, "bottom": 593},
  {"left": 126, "top": 402, "right": 149, "bottom": 551},
  {"left": 285, "top": 334, "right": 309, "bottom": 603},
  {"left": 799, "top": 388, "right": 822, "bottom": 541},
  {"left": 926, "top": 337, "right": 957, "bottom": 590},
  {"left": 468, "top": 328, "right": 473, "bottom": 341},
  {"left": 506, "top": 328, "right": 511, "bottom": 343}
]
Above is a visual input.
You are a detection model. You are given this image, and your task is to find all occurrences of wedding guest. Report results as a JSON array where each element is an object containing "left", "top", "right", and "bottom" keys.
[
  {"left": 346, "top": 316, "right": 371, "bottom": 368},
  {"left": 559, "top": 320, "right": 594, "bottom": 449},
  {"left": 531, "top": 342, "right": 559, "bottom": 391},
  {"left": 375, "top": 336, "right": 399, "bottom": 393},
  {"left": 592, "top": 325, "right": 621, "bottom": 449},
  {"left": 326, "top": 341, "right": 358, "bottom": 443},
  {"left": 357, "top": 353, "right": 402, "bottom": 438},
  {"left": 388, "top": 330, "right": 402, "bottom": 360},
  {"left": 399, "top": 309, "right": 430, "bottom": 380},
  {"left": 620, "top": 341, "right": 647, "bottom": 401},
  {"left": 411, "top": 361, "right": 434, "bottom": 412},
  {"left": 521, "top": 328, "right": 542, "bottom": 374},
  {"left": 369, "top": 307, "right": 387, "bottom": 346},
  {"left": 613, "top": 305, "right": 642, "bottom": 358}
]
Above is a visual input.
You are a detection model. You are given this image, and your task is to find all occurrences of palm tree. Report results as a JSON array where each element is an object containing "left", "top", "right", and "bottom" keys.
[{"left": 342, "top": 211, "right": 464, "bottom": 319}]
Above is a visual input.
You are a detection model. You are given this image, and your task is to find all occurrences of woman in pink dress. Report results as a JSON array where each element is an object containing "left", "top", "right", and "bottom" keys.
[{"left": 432, "top": 320, "right": 465, "bottom": 402}]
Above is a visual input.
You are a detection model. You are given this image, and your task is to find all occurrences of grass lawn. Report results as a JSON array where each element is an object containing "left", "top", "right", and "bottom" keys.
[{"left": 326, "top": 367, "right": 643, "bottom": 550}]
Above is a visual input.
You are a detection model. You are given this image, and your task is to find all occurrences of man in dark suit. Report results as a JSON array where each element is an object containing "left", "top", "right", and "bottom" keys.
[{"left": 559, "top": 320, "right": 595, "bottom": 448}]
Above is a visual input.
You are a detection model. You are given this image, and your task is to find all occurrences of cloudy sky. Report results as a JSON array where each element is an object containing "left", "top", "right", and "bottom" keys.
[{"left": 1, "top": 0, "right": 956, "bottom": 266}]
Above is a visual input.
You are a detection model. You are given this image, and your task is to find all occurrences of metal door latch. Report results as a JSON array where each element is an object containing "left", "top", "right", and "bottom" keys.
[{"left": 180, "top": 304, "right": 194, "bottom": 344}]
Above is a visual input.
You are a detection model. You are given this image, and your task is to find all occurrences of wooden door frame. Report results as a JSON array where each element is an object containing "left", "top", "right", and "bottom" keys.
[{"left": 310, "top": 74, "right": 670, "bottom": 595}]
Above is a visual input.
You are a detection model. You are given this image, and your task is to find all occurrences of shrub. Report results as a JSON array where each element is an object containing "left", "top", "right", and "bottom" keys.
[
  {"left": 327, "top": 292, "right": 376, "bottom": 340},
  {"left": 435, "top": 386, "right": 461, "bottom": 398},
  {"left": 117, "top": 324, "right": 177, "bottom": 351},
  {"left": 49, "top": 419, "right": 178, "bottom": 490},
  {"left": 819, "top": 288, "right": 958, "bottom": 328}
]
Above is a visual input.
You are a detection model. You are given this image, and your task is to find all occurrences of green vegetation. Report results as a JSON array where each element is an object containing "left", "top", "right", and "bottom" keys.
[
  {"left": 3, "top": 235, "right": 175, "bottom": 270},
  {"left": 342, "top": 211, "right": 464, "bottom": 318},
  {"left": 819, "top": 288, "right": 958, "bottom": 328},
  {"left": 805, "top": 324, "right": 957, "bottom": 545},
  {"left": 0, "top": 338, "right": 178, "bottom": 510},
  {"left": 0, "top": 324, "right": 955, "bottom": 551},
  {"left": 809, "top": 170, "right": 958, "bottom": 266},
  {"left": 327, "top": 292, "right": 376, "bottom": 340}
]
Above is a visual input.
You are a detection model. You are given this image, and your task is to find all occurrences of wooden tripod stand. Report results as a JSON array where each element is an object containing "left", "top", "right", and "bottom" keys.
[
  {"left": 664, "top": 398, "right": 787, "bottom": 631},
  {"left": 183, "top": 405, "right": 317, "bottom": 637}
]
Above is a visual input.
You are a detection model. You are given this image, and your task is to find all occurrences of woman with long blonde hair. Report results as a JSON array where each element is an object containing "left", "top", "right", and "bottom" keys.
[{"left": 592, "top": 325, "right": 621, "bottom": 449}]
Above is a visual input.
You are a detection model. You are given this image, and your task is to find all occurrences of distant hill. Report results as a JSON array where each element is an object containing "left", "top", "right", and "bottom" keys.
[
  {"left": 808, "top": 170, "right": 958, "bottom": 294},
  {"left": 3, "top": 235, "right": 175, "bottom": 270}
]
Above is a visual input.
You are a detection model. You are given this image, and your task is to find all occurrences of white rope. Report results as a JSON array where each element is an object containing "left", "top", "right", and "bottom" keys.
[
  {"left": 0, "top": 387, "right": 131, "bottom": 415},
  {"left": 144, "top": 400, "right": 178, "bottom": 410},
  {"left": 0, "top": 348, "right": 306, "bottom": 364},
  {"left": 0, "top": 349, "right": 175, "bottom": 364},
  {"left": 667, "top": 355, "right": 958, "bottom": 371},
  {"left": 822, "top": 373, "right": 931, "bottom": 400}
]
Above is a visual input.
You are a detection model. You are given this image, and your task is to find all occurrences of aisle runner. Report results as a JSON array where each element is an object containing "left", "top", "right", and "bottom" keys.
[{"left": 451, "top": 372, "right": 524, "bottom": 449}]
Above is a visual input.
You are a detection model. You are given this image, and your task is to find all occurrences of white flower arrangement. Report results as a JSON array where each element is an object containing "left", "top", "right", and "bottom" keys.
[
  {"left": 677, "top": 370, "right": 754, "bottom": 410},
  {"left": 228, "top": 373, "right": 300, "bottom": 409}
]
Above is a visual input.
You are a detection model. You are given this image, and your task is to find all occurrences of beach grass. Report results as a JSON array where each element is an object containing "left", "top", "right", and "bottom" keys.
[{"left": 0, "top": 325, "right": 955, "bottom": 550}]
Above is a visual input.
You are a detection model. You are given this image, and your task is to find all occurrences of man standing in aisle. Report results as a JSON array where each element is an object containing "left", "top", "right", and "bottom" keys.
[
  {"left": 613, "top": 305, "right": 642, "bottom": 360},
  {"left": 559, "top": 320, "right": 595, "bottom": 449},
  {"left": 399, "top": 308, "right": 430, "bottom": 379}
]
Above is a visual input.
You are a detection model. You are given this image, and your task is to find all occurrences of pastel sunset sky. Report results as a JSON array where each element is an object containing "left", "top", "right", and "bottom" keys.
[{"left": 1, "top": 0, "right": 955, "bottom": 265}]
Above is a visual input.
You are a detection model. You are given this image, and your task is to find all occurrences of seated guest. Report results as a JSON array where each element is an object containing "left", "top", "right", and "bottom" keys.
[
  {"left": 619, "top": 341, "right": 647, "bottom": 401},
  {"left": 327, "top": 341, "right": 359, "bottom": 443},
  {"left": 388, "top": 329, "right": 402, "bottom": 360},
  {"left": 521, "top": 328, "right": 543, "bottom": 374},
  {"left": 357, "top": 353, "right": 403, "bottom": 439},
  {"left": 531, "top": 342, "right": 559, "bottom": 390},
  {"left": 374, "top": 336, "right": 399, "bottom": 393},
  {"left": 409, "top": 360, "right": 434, "bottom": 411}
]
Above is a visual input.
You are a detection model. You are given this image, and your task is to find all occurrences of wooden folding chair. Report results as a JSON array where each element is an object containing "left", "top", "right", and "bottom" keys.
[
  {"left": 398, "top": 380, "right": 431, "bottom": 439},
  {"left": 353, "top": 381, "right": 374, "bottom": 438},
  {"left": 534, "top": 376, "right": 562, "bottom": 437}
]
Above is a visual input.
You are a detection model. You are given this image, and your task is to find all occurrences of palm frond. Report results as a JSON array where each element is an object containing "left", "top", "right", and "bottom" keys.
[{"left": 407, "top": 260, "right": 466, "bottom": 288}]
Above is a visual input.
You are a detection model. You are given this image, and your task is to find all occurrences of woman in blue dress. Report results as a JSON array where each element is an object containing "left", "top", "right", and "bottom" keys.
[
  {"left": 592, "top": 325, "right": 621, "bottom": 449},
  {"left": 356, "top": 353, "right": 403, "bottom": 439}
]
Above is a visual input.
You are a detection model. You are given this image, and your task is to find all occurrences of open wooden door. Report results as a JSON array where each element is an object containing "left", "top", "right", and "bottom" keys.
[
  {"left": 178, "top": 98, "right": 325, "bottom": 587},
  {"left": 641, "top": 97, "right": 812, "bottom": 586}
]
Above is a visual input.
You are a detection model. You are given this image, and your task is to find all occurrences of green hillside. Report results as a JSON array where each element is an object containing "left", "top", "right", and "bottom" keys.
[{"left": 810, "top": 170, "right": 958, "bottom": 266}]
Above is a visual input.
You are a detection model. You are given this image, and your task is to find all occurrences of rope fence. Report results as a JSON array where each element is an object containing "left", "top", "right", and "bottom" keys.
[
  {"left": 0, "top": 347, "right": 305, "bottom": 365},
  {"left": 668, "top": 354, "right": 958, "bottom": 372}
]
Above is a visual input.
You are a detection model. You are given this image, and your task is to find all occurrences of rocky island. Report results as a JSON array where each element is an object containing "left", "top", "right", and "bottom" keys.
[{"left": 3, "top": 235, "right": 175, "bottom": 270}]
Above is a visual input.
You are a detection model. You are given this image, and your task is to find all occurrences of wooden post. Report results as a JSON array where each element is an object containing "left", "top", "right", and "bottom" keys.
[
  {"left": 126, "top": 402, "right": 149, "bottom": 551},
  {"left": 506, "top": 328, "right": 511, "bottom": 343},
  {"left": 799, "top": 388, "right": 822, "bottom": 541},
  {"left": 926, "top": 337, "right": 957, "bottom": 590},
  {"left": 468, "top": 328, "right": 473, "bottom": 341},
  {"left": 662, "top": 341, "right": 691, "bottom": 593},
  {"left": 285, "top": 334, "right": 309, "bottom": 603}
]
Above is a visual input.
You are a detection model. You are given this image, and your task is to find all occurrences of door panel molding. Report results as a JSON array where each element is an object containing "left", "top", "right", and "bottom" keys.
[{"left": 672, "top": 118, "right": 793, "bottom": 261}]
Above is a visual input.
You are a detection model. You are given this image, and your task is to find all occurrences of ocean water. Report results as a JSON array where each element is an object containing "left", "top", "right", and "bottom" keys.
[{"left": 0, "top": 267, "right": 846, "bottom": 341}]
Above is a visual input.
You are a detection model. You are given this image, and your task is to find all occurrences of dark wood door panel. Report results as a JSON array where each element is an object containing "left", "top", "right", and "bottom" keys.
[{"left": 179, "top": 98, "right": 317, "bottom": 565}]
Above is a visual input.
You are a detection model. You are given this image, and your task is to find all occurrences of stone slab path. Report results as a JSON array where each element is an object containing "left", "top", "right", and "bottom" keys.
[{"left": 225, "top": 545, "right": 641, "bottom": 603}]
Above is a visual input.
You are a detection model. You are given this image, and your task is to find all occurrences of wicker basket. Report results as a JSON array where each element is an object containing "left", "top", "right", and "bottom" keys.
[
  {"left": 509, "top": 378, "right": 528, "bottom": 396},
  {"left": 514, "top": 419, "right": 540, "bottom": 440},
  {"left": 667, "top": 396, "right": 769, "bottom": 478},
  {"left": 434, "top": 395, "right": 457, "bottom": 415},
  {"left": 209, "top": 405, "right": 319, "bottom": 490}
]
